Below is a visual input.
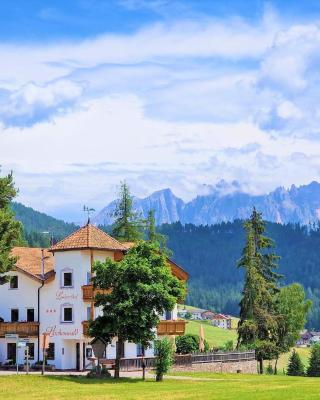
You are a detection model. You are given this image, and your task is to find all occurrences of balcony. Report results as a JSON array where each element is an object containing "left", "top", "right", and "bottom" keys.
[
  {"left": 0, "top": 322, "right": 39, "bottom": 337},
  {"left": 82, "top": 285, "right": 111, "bottom": 301},
  {"left": 157, "top": 320, "right": 186, "bottom": 336},
  {"left": 83, "top": 319, "right": 186, "bottom": 337}
]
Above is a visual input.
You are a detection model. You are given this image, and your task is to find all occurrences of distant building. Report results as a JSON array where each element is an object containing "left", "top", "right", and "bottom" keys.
[
  {"left": 296, "top": 332, "right": 320, "bottom": 347},
  {"left": 212, "top": 314, "right": 232, "bottom": 330},
  {"left": 201, "top": 310, "right": 216, "bottom": 320}
]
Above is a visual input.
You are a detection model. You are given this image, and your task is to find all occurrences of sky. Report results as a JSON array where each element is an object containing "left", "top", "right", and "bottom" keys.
[{"left": 1, "top": 0, "right": 320, "bottom": 223}]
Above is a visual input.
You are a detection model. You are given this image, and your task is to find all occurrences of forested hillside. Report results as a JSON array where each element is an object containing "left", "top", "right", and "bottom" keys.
[
  {"left": 12, "top": 201, "right": 320, "bottom": 328},
  {"left": 159, "top": 221, "right": 320, "bottom": 329},
  {"left": 11, "top": 202, "right": 78, "bottom": 247}
]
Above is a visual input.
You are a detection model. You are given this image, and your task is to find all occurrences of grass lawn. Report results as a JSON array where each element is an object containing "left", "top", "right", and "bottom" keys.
[
  {"left": 185, "top": 319, "right": 237, "bottom": 348},
  {"left": 2, "top": 374, "right": 320, "bottom": 400}
]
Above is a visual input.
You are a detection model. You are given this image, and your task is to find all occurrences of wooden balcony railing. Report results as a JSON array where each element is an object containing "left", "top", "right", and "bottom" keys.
[
  {"left": 82, "top": 285, "right": 111, "bottom": 301},
  {"left": 157, "top": 319, "right": 186, "bottom": 335},
  {"left": 157, "top": 320, "right": 186, "bottom": 336},
  {"left": 0, "top": 322, "right": 39, "bottom": 337},
  {"left": 83, "top": 319, "right": 186, "bottom": 337}
]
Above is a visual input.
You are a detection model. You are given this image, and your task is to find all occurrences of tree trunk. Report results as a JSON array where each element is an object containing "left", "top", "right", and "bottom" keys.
[
  {"left": 156, "top": 373, "right": 163, "bottom": 382},
  {"left": 114, "top": 338, "right": 123, "bottom": 379},
  {"left": 259, "top": 358, "right": 264, "bottom": 374},
  {"left": 274, "top": 357, "right": 278, "bottom": 375}
]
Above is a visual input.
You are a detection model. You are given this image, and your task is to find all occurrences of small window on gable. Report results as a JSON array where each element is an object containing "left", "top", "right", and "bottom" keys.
[
  {"left": 10, "top": 276, "right": 18, "bottom": 289},
  {"left": 62, "top": 271, "right": 73, "bottom": 288}
]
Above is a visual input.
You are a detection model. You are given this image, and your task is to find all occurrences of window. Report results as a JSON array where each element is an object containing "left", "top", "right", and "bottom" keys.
[
  {"left": 9, "top": 276, "right": 18, "bottom": 289},
  {"left": 7, "top": 343, "right": 16, "bottom": 363},
  {"left": 27, "top": 308, "right": 34, "bottom": 322},
  {"left": 136, "top": 343, "right": 145, "bottom": 357},
  {"left": 86, "top": 272, "right": 91, "bottom": 285},
  {"left": 61, "top": 306, "right": 73, "bottom": 323},
  {"left": 63, "top": 272, "right": 73, "bottom": 287},
  {"left": 165, "top": 311, "right": 172, "bottom": 320},
  {"left": 87, "top": 306, "right": 91, "bottom": 321},
  {"left": 11, "top": 309, "right": 19, "bottom": 322},
  {"left": 26, "top": 343, "right": 34, "bottom": 360},
  {"left": 47, "top": 343, "right": 55, "bottom": 360}
]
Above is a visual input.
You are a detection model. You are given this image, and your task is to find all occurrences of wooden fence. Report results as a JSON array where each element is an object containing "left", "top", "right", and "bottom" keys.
[
  {"left": 175, "top": 350, "right": 255, "bottom": 366},
  {"left": 117, "top": 351, "right": 255, "bottom": 371}
]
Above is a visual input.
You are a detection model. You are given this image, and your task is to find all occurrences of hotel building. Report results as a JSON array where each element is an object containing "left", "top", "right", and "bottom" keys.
[{"left": 0, "top": 224, "right": 188, "bottom": 370}]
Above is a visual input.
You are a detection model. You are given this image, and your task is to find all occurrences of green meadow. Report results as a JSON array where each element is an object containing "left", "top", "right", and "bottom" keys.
[{"left": 1, "top": 374, "right": 320, "bottom": 400}]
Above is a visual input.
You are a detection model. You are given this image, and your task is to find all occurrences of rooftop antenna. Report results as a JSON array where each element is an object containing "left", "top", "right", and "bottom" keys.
[{"left": 83, "top": 205, "right": 95, "bottom": 224}]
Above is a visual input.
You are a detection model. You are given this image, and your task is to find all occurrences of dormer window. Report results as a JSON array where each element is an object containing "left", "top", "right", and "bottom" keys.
[{"left": 61, "top": 269, "right": 73, "bottom": 288}]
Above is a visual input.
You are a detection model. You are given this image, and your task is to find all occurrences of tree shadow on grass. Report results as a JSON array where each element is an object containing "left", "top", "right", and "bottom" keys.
[{"left": 43, "top": 375, "right": 147, "bottom": 385}]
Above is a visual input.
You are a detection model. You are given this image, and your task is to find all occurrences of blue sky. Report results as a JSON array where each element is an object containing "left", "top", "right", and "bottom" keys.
[{"left": 1, "top": 0, "right": 320, "bottom": 222}]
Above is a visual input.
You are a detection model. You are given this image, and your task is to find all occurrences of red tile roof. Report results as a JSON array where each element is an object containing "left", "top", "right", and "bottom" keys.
[
  {"left": 49, "top": 224, "right": 127, "bottom": 252},
  {"left": 11, "top": 247, "right": 55, "bottom": 282}
]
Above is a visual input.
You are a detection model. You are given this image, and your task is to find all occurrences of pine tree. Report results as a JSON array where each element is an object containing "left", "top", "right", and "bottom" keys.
[
  {"left": 145, "top": 210, "right": 169, "bottom": 253},
  {"left": 0, "top": 171, "right": 22, "bottom": 284},
  {"left": 287, "top": 349, "right": 305, "bottom": 376},
  {"left": 237, "top": 208, "right": 280, "bottom": 373},
  {"left": 307, "top": 344, "right": 320, "bottom": 377},
  {"left": 111, "top": 181, "right": 143, "bottom": 242}
]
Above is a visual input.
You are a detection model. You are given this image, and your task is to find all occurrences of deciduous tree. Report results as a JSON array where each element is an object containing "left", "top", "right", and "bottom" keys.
[{"left": 89, "top": 241, "right": 186, "bottom": 378}]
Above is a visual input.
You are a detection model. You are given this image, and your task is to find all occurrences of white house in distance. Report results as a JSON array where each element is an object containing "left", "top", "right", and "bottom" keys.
[
  {"left": 211, "top": 314, "right": 232, "bottom": 330},
  {"left": 0, "top": 224, "right": 188, "bottom": 370}
]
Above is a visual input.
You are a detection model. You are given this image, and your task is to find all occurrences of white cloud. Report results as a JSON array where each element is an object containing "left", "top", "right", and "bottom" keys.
[{"left": 1, "top": 8, "right": 320, "bottom": 220}]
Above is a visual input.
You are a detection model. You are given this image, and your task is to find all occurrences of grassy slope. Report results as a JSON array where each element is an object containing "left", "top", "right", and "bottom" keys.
[
  {"left": 184, "top": 319, "right": 237, "bottom": 348},
  {"left": 2, "top": 375, "right": 320, "bottom": 400},
  {"left": 184, "top": 319, "right": 311, "bottom": 373}
]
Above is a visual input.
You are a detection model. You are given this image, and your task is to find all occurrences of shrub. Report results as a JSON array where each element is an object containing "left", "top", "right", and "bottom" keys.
[
  {"left": 307, "top": 344, "right": 320, "bottom": 377},
  {"left": 287, "top": 349, "right": 305, "bottom": 376},
  {"left": 266, "top": 364, "right": 274, "bottom": 375},
  {"left": 176, "top": 334, "right": 209, "bottom": 354},
  {"left": 155, "top": 337, "right": 173, "bottom": 381}
]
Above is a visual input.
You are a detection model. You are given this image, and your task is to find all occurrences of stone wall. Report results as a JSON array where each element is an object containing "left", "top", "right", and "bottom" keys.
[{"left": 172, "top": 359, "right": 257, "bottom": 374}]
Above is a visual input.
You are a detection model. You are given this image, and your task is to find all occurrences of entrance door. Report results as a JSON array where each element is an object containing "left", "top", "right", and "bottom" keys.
[
  {"left": 7, "top": 343, "right": 16, "bottom": 364},
  {"left": 76, "top": 343, "right": 80, "bottom": 371}
]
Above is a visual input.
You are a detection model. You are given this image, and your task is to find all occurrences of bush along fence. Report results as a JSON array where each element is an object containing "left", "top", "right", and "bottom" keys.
[{"left": 117, "top": 350, "right": 256, "bottom": 374}]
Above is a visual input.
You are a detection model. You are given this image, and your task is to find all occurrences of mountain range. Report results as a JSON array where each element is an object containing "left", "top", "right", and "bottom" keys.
[{"left": 92, "top": 180, "right": 320, "bottom": 226}]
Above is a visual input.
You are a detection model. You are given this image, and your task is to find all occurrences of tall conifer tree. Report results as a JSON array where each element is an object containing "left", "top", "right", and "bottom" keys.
[
  {"left": 237, "top": 208, "right": 280, "bottom": 373},
  {"left": 111, "top": 181, "right": 143, "bottom": 242},
  {"left": 0, "top": 171, "right": 22, "bottom": 284}
]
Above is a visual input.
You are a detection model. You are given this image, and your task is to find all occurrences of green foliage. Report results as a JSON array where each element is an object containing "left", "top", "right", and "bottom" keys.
[
  {"left": 158, "top": 221, "right": 320, "bottom": 328},
  {"left": 287, "top": 349, "right": 305, "bottom": 376},
  {"left": 237, "top": 209, "right": 281, "bottom": 372},
  {"left": 266, "top": 363, "right": 274, "bottom": 375},
  {"left": 111, "top": 181, "right": 143, "bottom": 242},
  {"left": 0, "top": 171, "right": 22, "bottom": 284},
  {"left": 145, "top": 210, "right": 170, "bottom": 254},
  {"left": 221, "top": 340, "right": 234, "bottom": 351},
  {"left": 184, "top": 311, "right": 192, "bottom": 320},
  {"left": 155, "top": 337, "right": 174, "bottom": 381},
  {"left": 11, "top": 202, "right": 78, "bottom": 244},
  {"left": 175, "top": 334, "right": 209, "bottom": 354},
  {"left": 89, "top": 241, "right": 186, "bottom": 378},
  {"left": 307, "top": 344, "right": 320, "bottom": 377},
  {"left": 275, "top": 284, "right": 312, "bottom": 354}
]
